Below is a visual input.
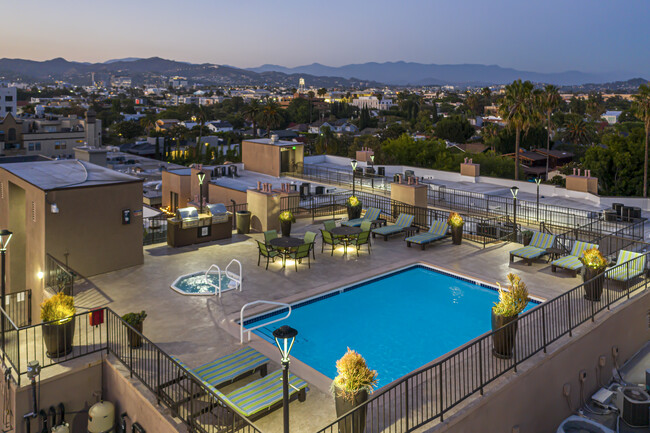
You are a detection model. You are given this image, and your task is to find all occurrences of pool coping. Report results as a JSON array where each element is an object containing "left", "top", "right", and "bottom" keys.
[{"left": 221, "top": 257, "right": 547, "bottom": 394}]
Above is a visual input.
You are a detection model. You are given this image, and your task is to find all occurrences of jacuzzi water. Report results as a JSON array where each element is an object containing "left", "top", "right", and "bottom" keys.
[
  {"left": 244, "top": 265, "right": 539, "bottom": 386},
  {"left": 171, "top": 271, "right": 238, "bottom": 295}
]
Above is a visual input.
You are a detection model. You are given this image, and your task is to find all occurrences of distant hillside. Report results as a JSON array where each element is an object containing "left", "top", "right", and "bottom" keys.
[
  {"left": 249, "top": 61, "right": 640, "bottom": 86},
  {"left": 0, "top": 57, "right": 381, "bottom": 88},
  {"left": 567, "top": 77, "right": 649, "bottom": 92}
]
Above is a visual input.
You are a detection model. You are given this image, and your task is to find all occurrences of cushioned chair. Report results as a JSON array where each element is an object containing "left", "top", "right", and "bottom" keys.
[
  {"left": 320, "top": 229, "right": 341, "bottom": 255},
  {"left": 371, "top": 213, "right": 415, "bottom": 241},
  {"left": 342, "top": 207, "right": 381, "bottom": 227},
  {"left": 257, "top": 241, "right": 279, "bottom": 269},
  {"left": 303, "top": 231, "right": 317, "bottom": 259},
  {"left": 551, "top": 241, "right": 599, "bottom": 276},
  {"left": 289, "top": 243, "right": 312, "bottom": 271},
  {"left": 509, "top": 231, "right": 556, "bottom": 265},
  {"left": 606, "top": 250, "right": 646, "bottom": 282},
  {"left": 405, "top": 220, "right": 449, "bottom": 250}
]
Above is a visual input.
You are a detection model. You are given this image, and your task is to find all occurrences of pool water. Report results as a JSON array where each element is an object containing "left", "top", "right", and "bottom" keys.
[
  {"left": 246, "top": 265, "right": 537, "bottom": 386},
  {"left": 171, "top": 271, "right": 238, "bottom": 295}
]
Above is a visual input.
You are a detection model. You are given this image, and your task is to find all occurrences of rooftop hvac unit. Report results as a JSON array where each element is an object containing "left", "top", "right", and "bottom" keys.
[{"left": 616, "top": 386, "right": 650, "bottom": 427}]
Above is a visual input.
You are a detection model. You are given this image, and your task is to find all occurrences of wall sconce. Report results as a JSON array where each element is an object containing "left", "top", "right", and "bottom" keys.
[
  {"left": 37, "top": 271, "right": 44, "bottom": 279},
  {"left": 50, "top": 203, "right": 59, "bottom": 214}
]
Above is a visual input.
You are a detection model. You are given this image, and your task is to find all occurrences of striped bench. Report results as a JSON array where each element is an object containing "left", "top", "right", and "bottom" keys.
[
  {"left": 551, "top": 241, "right": 599, "bottom": 277},
  {"left": 405, "top": 220, "right": 449, "bottom": 250},
  {"left": 509, "top": 231, "right": 556, "bottom": 265},
  {"left": 372, "top": 213, "right": 414, "bottom": 241}
]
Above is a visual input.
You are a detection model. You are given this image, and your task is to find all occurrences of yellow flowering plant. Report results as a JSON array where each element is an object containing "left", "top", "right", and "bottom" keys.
[
  {"left": 447, "top": 212, "right": 464, "bottom": 227},
  {"left": 41, "top": 292, "right": 76, "bottom": 323},
  {"left": 580, "top": 248, "right": 607, "bottom": 271},
  {"left": 331, "top": 348, "right": 378, "bottom": 402},
  {"left": 278, "top": 210, "right": 295, "bottom": 223},
  {"left": 346, "top": 196, "right": 361, "bottom": 208},
  {"left": 493, "top": 273, "right": 529, "bottom": 317}
]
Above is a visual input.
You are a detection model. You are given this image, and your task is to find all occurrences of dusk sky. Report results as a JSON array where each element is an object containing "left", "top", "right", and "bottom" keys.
[{"left": 4, "top": 0, "right": 649, "bottom": 74}]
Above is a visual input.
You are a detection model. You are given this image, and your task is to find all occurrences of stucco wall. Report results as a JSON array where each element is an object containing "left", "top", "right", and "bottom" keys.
[
  {"left": 208, "top": 184, "right": 247, "bottom": 207},
  {"left": 242, "top": 141, "right": 280, "bottom": 177},
  {"left": 162, "top": 171, "right": 191, "bottom": 210}
]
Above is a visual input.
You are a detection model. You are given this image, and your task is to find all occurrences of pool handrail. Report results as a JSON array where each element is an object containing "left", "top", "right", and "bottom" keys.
[
  {"left": 240, "top": 300, "right": 291, "bottom": 344},
  {"left": 225, "top": 259, "right": 242, "bottom": 291},
  {"left": 204, "top": 264, "right": 222, "bottom": 296}
]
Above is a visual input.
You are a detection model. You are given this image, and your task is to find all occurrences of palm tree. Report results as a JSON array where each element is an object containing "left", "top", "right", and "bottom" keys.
[
  {"left": 562, "top": 118, "right": 592, "bottom": 145},
  {"left": 243, "top": 100, "right": 261, "bottom": 138},
  {"left": 193, "top": 105, "right": 208, "bottom": 160},
  {"left": 307, "top": 91, "right": 315, "bottom": 123},
  {"left": 632, "top": 84, "right": 650, "bottom": 197},
  {"left": 260, "top": 101, "right": 282, "bottom": 137},
  {"left": 317, "top": 88, "right": 327, "bottom": 99},
  {"left": 536, "top": 85, "right": 562, "bottom": 178},
  {"left": 498, "top": 79, "right": 535, "bottom": 180}
]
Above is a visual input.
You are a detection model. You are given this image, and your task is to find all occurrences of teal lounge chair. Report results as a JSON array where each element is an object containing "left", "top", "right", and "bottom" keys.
[
  {"left": 342, "top": 207, "right": 381, "bottom": 227},
  {"left": 509, "top": 231, "right": 556, "bottom": 265},
  {"left": 372, "top": 213, "right": 414, "bottom": 241},
  {"left": 551, "top": 241, "right": 598, "bottom": 276},
  {"left": 606, "top": 250, "right": 646, "bottom": 282},
  {"left": 172, "top": 354, "right": 308, "bottom": 421},
  {"left": 405, "top": 220, "right": 449, "bottom": 250}
]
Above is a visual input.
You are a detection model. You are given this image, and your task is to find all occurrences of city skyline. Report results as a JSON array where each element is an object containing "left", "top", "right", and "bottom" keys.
[{"left": 3, "top": 0, "right": 649, "bottom": 75}]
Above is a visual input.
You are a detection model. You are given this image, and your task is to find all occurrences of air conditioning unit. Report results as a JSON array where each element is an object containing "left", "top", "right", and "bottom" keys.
[{"left": 616, "top": 386, "right": 650, "bottom": 427}]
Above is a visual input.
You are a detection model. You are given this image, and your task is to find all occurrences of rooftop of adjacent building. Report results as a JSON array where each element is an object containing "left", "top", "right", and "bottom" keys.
[{"left": 244, "top": 137, "right": 301, "bottom": 148}]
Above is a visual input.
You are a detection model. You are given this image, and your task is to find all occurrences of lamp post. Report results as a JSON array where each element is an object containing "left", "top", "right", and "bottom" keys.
[
  {"left": 273, "top": 325, "right": 298, "bottom": 433},
  {"left": 197, "top": 171, "right": 206, "bottom": 214},
  {"left": 510, "top": 186, "right": 519, "bottom": 243},
  {"left": 370, "top": 155, "right": 375, "bottom": 190},
  {"left": 351, "top": 160, "right": 357, "bottom": 195},
  {"left": 535, "top": 177, "right": 542, "bottom": 222},
  {"left": 0, "top": 229, "right": 13, "bottom": 360}
]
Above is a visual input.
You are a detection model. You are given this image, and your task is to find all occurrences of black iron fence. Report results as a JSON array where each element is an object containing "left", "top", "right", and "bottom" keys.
[
  {"left": 4, "top": 289, "right": 31, "bottom": 328},
  {"left": 44, "top": 254, "right": 74, "bottom": 297},
  {"left": 226, "top": 202, "right": 249, "bottom": 231},
  {"left": 314, "top": 252, "right": 650, "bottom": 433}
]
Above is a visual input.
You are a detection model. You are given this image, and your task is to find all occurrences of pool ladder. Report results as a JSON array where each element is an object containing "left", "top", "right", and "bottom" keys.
[
  {"left": 204, "top": 259, "right": 242, "bottom": 297},
  {"left": 240, "top": 300, "right": 291, "bottom": 344}
]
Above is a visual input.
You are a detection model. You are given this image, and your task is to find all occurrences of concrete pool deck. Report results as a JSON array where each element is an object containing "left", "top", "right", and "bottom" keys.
[{"left": 72, "top": 218, "right": 590, "bottom": 432}]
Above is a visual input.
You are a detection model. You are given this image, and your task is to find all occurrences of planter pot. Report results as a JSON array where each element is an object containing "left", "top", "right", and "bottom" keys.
[
  {"left": 491, "top": 311, "right": 518, "bottom": 359},
  {"left": 451, "top": 225, "right": 463, "bottom": 245},
  {"left": 583, "top": 267, "right": 605, "bottom": 301},
  {"left": 523, "top": 233, "right": 533, "bottom": 246},
  {"left": 280, "top": 220, "right": 292, "bottom": 237},
  {"left": 43, "top": 318, "right": 76, "bottom": 358},
  {"left": 335, "top": 389, "right": 368, "bottom": 433},
  {"left": 347, "top": 206, "right": 362, "bottom": 220},
  {"left": 127, "top": 322, "right": 144, "bottom": 348}
]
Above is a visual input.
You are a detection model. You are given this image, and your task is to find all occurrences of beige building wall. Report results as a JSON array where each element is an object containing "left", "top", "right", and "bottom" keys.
[
  {"left": 208, "top": 184, "right": 247, "bottom": 206},
  {"left": 242, "top": 141, "right": 281, "bottom": 177},
  {"left": 566, "top": 175, "right": 598, "bottom": 195},
  {"left": 247, "top": 189, "right": 280, "bottom": 232},
  {"left": 161, "top": 171, "right": 191, "bottom": 210}
]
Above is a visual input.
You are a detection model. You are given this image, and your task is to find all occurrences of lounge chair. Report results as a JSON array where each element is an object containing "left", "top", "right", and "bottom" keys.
[
  {"left": 342, "top": 207, "right": 381, "bottom": 227},
  {"left": 551, "top": 241, "right": 599, "bottom": 276},
  {"left": 172, "top": 353, "right": 308, "bottom": 421},
  {"left": 509, "top": 231, "right": 556, "bottom": 265},
  {"left": 372, "top": 213, "right": 414, "bottom": 241},
  {"left": 320, "top": 229, "right": 341, "bottom": 255},
  {"left": 257, "top": 241, "right": 279, "bottom": 269},
  {"left": 289, "top": 243, "right": 312, "bottom": 270},
  {"left": 606, "top": 250, "right": 646, "bottom": 282},
  {"left": 405, "top": 220, "right": 449, "bottom": 250}
]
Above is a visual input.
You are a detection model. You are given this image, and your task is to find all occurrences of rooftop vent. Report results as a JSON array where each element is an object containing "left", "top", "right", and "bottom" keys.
[{"left": 270, "top": 134, "right": 279, "bottom": 143}]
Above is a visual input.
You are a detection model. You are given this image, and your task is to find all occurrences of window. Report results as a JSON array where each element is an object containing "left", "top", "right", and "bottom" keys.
[
  {"left": 28, "top": 142, "right": 34, "bottom": 151},
  {"left": 7, "top": 128, "right": 15, "bottom": 141},
  {"left": 54, "top": 141, "right": 60, "bottom": 150},
  {"left": 35, "top": 142, "right": 41, "bottom": 150},
  {"left": 5, "top": 96, "right": 12, "bottom": 102},
  {"left": 5, "top": 107, "right": 12, "bottom": 113}
]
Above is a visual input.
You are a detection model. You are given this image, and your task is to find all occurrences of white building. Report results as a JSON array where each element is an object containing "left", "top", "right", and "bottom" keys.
[
  {"left": 0, "top": 84, "right": 17, "bottom": 118},
  {"left": 350, "top": 96, "right": 395, "bottom": 111},
  {"left": 602, "top": 111, "right": 622, "bottom": 125},
  {"left": 170, "top": 77, "right": 188, "bottom": 89},
  {"left": 206, "top": 121, "right": 233, "bottom": 133}
]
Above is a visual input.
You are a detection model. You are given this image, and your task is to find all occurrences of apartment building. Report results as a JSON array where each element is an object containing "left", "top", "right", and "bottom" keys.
[{"left": 0, "top": 84, "right": 17, "bottom": 118}]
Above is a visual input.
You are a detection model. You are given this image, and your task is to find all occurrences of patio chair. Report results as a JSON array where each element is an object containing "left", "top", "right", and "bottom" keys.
[
  {"left": 320, "top": 229, "right": 341, "bottom": 255},
  {"left": 350, "top": 230, "right": 371, "bottom": 256},
  {"left": 264, "top": 230, "right": 278, "bottom": 243},
  {"left": 371, "top": 213, "right": 415, "bottom": 241},
  {"left": 405, "top": 220, "right": 449, "bottom": 250},
  {"left": 509, "top": 231, "right": 556, "bottom": 265},
  {"left": 551, "top": 241, "right": 599, "bottom": 276},
  {"left": 161, "top": 347, "right": 269, "bottom": 412},
  {"left": 342, "top": 207, "right": 381, "bottom": 227},
  {"left": 173, "top": 354, "right": 308, "bottom": 421},
  {"left": 257, "top": 241, "right": 279, "bottom": 269},
  {"left": 606, "top": 250, "right": 646, "bottom": 282},
  {"left": 289, "top": 243, "right": 312, "bottom": 271},
  {"left": 360, "top": 220, "right": 372, "bottom": 232},
  {"left": 303, "top": 231, "right": 317, "bottom": 259},
  {"left": 323, "top": 220, "right": 337, "bottom": 232}
]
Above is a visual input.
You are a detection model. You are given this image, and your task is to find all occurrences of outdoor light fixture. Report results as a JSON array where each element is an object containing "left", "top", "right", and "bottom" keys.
[
  {"left": 351, "top": 159, "right": 358, "bottom": 171},
  {"left": 197, "top": 171, "right": 206, "bottom": 214},
  {"left": 50, "top": 203, "right": 59, "bottom": 214},
  {"left": 535, "top": 178, "right": 542, "bottom": 222},
  {"left": 351, "top": 160, "right": 358, "bottom": 195},
  {"left": 37, "top": 271, "right": 44, "bottom": 280},
  {"left": 510, "top": 186, "right": 519, "bottom": 199},
  {"left": 273, "top": 325, "right": 298, "bottom": 433},
  {"left": 0, "top": 230, "right": 12, "bottom": 251},
  {"left": 510, "top": 186, "right": 519, "bottom": 242},
  {"left": 370, "top": 155, "right": 375, "bottom": 165}
]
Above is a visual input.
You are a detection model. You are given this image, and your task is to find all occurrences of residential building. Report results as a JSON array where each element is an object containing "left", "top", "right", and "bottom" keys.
[
  {"left": 0, "top": 84, "right": 17, "bottom": 118},
  {"left": 206, "top": 120, "right": 234, "bottom": 133},
  {"left": 169, "top": 76, "right": 188, "bottom": 89},
  {"left": 155, "top": 119, "right": 180, "bottom": 132},
  {"left": 602, "top": 110, "right": 622, "bottom": 124},
  {"left": 111, "top": 76, "right": 132, "bottom": 88}
]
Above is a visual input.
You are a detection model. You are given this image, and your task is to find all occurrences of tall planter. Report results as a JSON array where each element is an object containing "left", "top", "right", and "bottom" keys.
[
  {"left": 127, "top": 322, "right": 144, "bottom": 348},
  {"left": 451, "top": 225, "right": 463, "bottom": 245},
  {"left": 347, "top": 205, "right": 362, "bottom": 220},
  {"left": 335, "top": 390, "right": 368, "bottom": 433},
  {"left": 280, "top": 220, "right": 292, "bottom": 237},
  {"left": 491, "top": 311, "right": 518, "bottom": 359},
  {"left": 583, "top": 267, "right": 605, "bottom": 301},
  {"left": 43, "top": 318, "right": 76, "bottom": 358},
  {"left": 522, "top": 232, "right": 533, "bottom": 246}
]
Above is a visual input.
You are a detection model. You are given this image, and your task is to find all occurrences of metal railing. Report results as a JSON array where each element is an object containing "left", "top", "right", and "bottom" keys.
[
  {"left": 314, "top": 252, "right": 650, "bottom": 433},
  {"left": 143, "top": 214, "right": 168, "bottom": 245},
  {"left": 44, "top": 254, "right": 74, "bottom": 296},
  {"left": 4, "top": 289, "right": 31, "bottom": 328}
]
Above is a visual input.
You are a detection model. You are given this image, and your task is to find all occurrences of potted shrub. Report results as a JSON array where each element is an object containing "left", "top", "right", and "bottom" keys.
[
  {"left": 448, "top": 212, "right": 464, "bottom": 245},
  {"left": 580, "top": 248, "right": 607, "bottom": 301},
  {"left": 332, "top": 348, "right": 378, "bottom": 433},
  {"left": 41, "top": 292, "right": 76, "bottom": 358},
  {"left": 346, "top": 196, "right": 362, "bottom": 220},
  {"left": 122, "top": 311, "right": 147, "bottom": 348},
  {"left": 522, "top": 230, "right": 534, "bottom": 246},
  {"left": 278, "top": 211, "right": 295, "bottom": 237},
  {"left": 491, "top": 273, "right": 529, "bottom": 359}
]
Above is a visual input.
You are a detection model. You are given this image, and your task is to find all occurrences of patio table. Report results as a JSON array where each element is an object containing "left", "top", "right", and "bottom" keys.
[
  {"left": 330, "top": 226, "right": 362, "bottom": 256},
  {"left": 270, "top": 237, "right": 303, "bottom": 268}
]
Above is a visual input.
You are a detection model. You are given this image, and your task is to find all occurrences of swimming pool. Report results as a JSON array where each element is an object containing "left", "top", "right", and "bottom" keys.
[{"left": 244, "top": 265, "right": 539, "bottom": 386}]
